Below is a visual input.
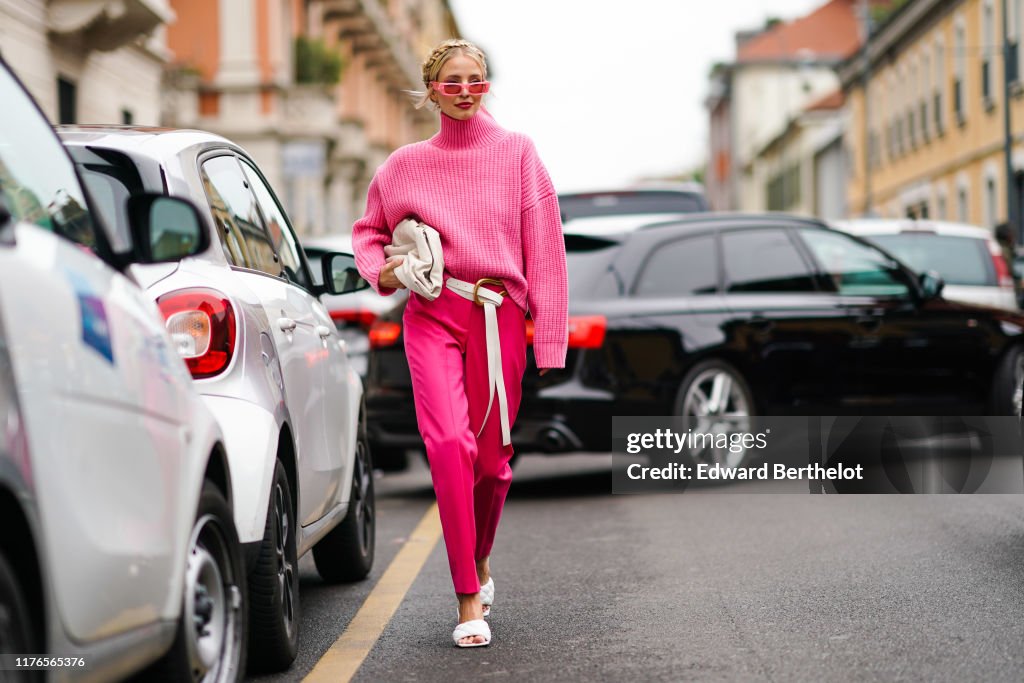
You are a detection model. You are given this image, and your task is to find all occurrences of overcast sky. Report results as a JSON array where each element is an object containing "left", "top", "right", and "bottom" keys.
[{"left": 446, "top": 0, "right": 824, "bottom": 192}]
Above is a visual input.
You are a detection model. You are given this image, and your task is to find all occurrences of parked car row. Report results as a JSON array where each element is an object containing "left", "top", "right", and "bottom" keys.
[
  {"left": 362, "top": 209, "right": 1024, "bottom": 471},
  {"left": 0, "top": 57, "right": 374, "bottom": 682}
]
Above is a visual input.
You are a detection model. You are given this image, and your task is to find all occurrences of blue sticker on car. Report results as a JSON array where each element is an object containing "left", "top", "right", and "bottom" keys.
[
  {"left": 78, "top": 292, "right": 113, "bottom": 363},
  {"left": 61, "top": 269, "right": 114, "bottom": 364}
]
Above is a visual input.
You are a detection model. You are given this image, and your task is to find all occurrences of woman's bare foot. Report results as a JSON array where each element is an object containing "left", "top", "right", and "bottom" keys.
[{"left": 456, "top": 593, "right": 485, "bottom": 646}]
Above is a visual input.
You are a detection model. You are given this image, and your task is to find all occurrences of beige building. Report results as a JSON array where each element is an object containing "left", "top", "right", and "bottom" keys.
[
  {"left": 164, "top": 0, "right": 459, "bottom": 236},
  {"left": 0, "top": 0, "right": 173, "bottom": 125},
  {"left": 842, "top": 0, "right": 1024, "bottom": 227}
]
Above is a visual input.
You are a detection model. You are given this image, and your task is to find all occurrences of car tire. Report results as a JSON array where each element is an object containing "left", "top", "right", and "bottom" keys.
[
  {"left": 247, "top": 460, "right": 299, "bottom": 673},
  {"left": 989, "top": 345, "right": 1024, "bottom": 416},
  {"left": 313, "top": 406, "right": 375, "bottom": 583},
  {"left": 370, "top": 446, "right": 408, "bottom": 473},
  {"left": 672, "top": 358, "right": 757, "bottom": 470},
  {"left": 0, "top": 551, "right": 40, "bottom": 683},
  {"left": 134, "top": 481, "right": 247, "bottom": 683}
]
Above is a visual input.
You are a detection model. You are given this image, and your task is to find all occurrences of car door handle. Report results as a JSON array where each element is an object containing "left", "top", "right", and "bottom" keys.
[
  {"left": 277, "top": 317, "right": 297, "bottom": 332},
  {"left": 316, "top": 325, "right": 333, "bottom": 339}
]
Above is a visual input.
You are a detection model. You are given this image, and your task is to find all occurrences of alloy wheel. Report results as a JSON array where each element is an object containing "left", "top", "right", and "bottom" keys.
[
  {"left": 273, "top": 483, "right": 295, "bottom": 641},
  {"left": 680, "top": 366, "right": 752, "bottom": 469}
]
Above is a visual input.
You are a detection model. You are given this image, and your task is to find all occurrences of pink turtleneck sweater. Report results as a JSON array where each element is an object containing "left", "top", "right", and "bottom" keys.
[{"left": 351, "top": 107, "right": 569, "bottom": 369}]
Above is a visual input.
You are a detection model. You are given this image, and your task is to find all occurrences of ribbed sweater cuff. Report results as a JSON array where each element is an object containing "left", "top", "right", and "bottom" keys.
[
  {"left": 364, "top": 260, "right": 397, "bottom": 297},
  {"left": 533, "top": 341, "right": 567, "bottom": 369}
]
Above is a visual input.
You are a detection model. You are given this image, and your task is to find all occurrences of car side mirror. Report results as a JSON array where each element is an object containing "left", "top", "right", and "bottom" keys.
[
  {"left": 322, "top": 251, "right": 370, "bottom": 295},
  {"left": 126, "top": 194, "right": 209, "bottom": 264},
  {"left": 918, "top": 270, "right": 945, "bottom": 300}
]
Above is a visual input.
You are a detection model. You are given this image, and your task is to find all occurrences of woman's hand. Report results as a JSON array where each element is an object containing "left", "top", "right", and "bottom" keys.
[{"left": 379, "top": 258, "right": 406, "bottom": 290}]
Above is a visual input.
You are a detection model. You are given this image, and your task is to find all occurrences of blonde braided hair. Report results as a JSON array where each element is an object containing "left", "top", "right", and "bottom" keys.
[{"left": 408, "top": 38, "right": 488, "bottom": 111}]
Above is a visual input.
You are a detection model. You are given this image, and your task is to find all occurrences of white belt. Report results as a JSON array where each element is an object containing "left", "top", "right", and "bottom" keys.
[{"left": 445, "top": 277, "right": 511, "bottom": 446}]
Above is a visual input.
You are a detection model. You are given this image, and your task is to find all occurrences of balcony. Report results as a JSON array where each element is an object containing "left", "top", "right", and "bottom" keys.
[
  {"left": 48, "top": 0, "right": 172, "bottom": 52},
  {"left": 282, "top": 85, "right": 338, "bottom": 138}
]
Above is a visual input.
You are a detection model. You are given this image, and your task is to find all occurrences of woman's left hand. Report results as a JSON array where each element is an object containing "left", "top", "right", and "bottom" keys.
[{"left": 539, "top": 369, "right": 550, "bottom": 376}]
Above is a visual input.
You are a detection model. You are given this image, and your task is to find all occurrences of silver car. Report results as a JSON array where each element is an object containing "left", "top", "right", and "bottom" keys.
[
  {"left": 59, "top": 127, "right": 375, "bottom": 674},
  {"left": 1, "top": 59, "right": 244, "bottom": 682}
]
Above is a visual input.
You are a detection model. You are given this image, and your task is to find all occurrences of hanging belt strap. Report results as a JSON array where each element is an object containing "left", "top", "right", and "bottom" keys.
[{"left": 444, "top": 277, "right": 511, "bottom": 446}]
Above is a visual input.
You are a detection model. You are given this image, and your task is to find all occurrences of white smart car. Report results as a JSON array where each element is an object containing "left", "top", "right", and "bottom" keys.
[
  {"left": 59, "top": 127, "right": 376, "bottom": 673},
  {"left": 833, "top": 218, "right": 1018, "bottom": 310},
  {"left": 0, "top": 59, "right": 245, "bottom": 681}
]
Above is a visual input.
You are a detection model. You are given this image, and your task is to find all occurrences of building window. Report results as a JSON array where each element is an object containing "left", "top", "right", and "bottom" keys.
[
  {"left": 121, "top": 109, "right": 133, "bottom": 125},
  {"left": 983, "top": 1, "right": 995, "bottom": 106},
  {"left": 954, "top": 20, "right": 967, "bottom": 125},
  {"left": 922, "top": 51, "right": 931, "bottom": 141},
  {"left": 958, "top": 185, "right": 969, "bottom": 223},
  {"left": 57, "top": 76, "right": 76, "bottom": 124},
  {"left": 1012, "top": 0, "right": 1023, "bottom": 84},
  {"left": 935, "top": 38, "right": 946, "bottom": 134},
  {"left": 937, "top": 191, "right": 948, "bottom": 220},
  {"left": 985, "top": 175, "right": 998, "bottom": 226},
  {"left": 766, "top": 163, "right": 801, "bottom": 211}
]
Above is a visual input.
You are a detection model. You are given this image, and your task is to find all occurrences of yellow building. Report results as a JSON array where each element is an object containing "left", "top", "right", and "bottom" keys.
[{"left": 842, "top": 0, "right": 1024, "bottom": 230}]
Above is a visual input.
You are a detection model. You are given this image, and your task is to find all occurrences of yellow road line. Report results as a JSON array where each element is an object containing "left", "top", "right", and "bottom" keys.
[{"left": 303, "top": 502, "right": 442, "bottom": 683}]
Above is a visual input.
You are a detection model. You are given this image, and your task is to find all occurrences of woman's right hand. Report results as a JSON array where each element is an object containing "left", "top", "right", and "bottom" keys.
[{"left": 379, "top": 258, "right": 407, "bottom": 290}]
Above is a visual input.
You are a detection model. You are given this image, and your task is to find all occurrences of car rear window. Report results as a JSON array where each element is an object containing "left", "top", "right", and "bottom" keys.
[
  {"left": 866, "top": 233, "right": 995, "bottom": 286},
  {"left": 565, "top": 234, "right": 621, "bottom": 299},
  {"left": 559, "top": 191, "right": 706, "bottom": 221}
]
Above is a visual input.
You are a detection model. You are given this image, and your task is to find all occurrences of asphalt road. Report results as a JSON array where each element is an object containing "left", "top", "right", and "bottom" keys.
[{"left": 249, "top": 453, "right": 1024, "bottom": 683}]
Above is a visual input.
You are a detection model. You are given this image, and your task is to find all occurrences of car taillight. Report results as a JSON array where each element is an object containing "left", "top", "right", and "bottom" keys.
[
  {"left": 369, "top": 320, "right": 402, "bottom": 348},
  {"left": 524, "top": 316, "right": 607, "bottom": 348},
  {"left": 568, "top": 315, "right": 606, "bottom": 348},
  {"left": 989, "top": 241, "right": 1015, "bottom": 288},
  {"left": 156, "top": 288, "right": 236, "bottom": 379},
  {"left": 329, "top": 309, "right": 378, "bottom": 329}
]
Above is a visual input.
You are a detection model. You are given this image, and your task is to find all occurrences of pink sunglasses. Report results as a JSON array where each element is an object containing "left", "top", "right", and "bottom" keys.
[{"left": 430, "top": 81, "right": 490, "bottom": 96}]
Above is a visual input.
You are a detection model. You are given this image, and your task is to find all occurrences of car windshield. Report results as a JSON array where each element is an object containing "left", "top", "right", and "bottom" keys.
[
  {"left": 559, "top": 191, "right": 706, "bottom": 221},
  {"left": 865, "top": 233, "right": 995, "bottom": 287},
  {"left": 67, "top": 147, "right": 143, "bottom": 252}
]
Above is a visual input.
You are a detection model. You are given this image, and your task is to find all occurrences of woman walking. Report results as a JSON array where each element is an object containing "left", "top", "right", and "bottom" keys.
[{"left": 352, "top": 38, "right": 567, "bottom": 647}]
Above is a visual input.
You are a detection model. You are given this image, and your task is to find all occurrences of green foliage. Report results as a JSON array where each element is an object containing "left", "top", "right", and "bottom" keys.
[
  {"left": 295, "top": 37, "right": 343, "bottom": 85},
  {"left": 870, "top": 0, "right": 911, "bottom": 30}
]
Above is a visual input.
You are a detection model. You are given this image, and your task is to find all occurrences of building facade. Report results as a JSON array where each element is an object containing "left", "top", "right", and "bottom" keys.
[
  {"left": 164, "top": 0, "right": 458, "bottom": 236},
  {"left": 706, "top": 0, "right": 867, "bottom": 212},
  {"left": 0, "top": 0, "right": 173, "bottom": 125},
  {"left": 842, "top": 0, "right": 1024, "bottom": 229}
]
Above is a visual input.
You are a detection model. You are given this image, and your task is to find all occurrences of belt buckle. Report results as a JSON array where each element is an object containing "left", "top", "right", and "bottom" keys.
[{"left": 472, "top": 278, "right": 506, "bottom": 305}]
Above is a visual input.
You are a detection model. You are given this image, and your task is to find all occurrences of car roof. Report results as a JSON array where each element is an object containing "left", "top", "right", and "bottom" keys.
[
  {"left": 56, "top": 125, "right": 242, "bottom": 161},
  {"left": 302, "top": 233, "right": 354, "bottom": 253},
  {"left": 833, "top": 218, "right": 996, "bottom": 240}
]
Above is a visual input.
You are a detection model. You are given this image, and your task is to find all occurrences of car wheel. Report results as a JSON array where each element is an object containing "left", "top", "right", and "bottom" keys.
[
  {"left": 370, "top": 446, "right": 409, "bottom": 473},
  {"left": 990, "top": 345, "right": 1024, "bottom": 416},
  {"left": 313, "top": 407, "right": 375, "bottom": 583},
  {"left": 247, "top": 460, "right": 299, "bottom": 673},
  {"left": 0, "top": 551, "right": 40, "bottom": 683},
  {"left": 137, "top": 481, "right": 246, "bottom": 683},
  {"left": 673, "top": 359, "right": 756, "bottom": 469}
]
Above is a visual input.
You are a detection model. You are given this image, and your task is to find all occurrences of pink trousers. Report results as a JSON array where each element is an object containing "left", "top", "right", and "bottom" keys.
[{"left": 403, "top": 276, "right": 526, "bottom": 594}]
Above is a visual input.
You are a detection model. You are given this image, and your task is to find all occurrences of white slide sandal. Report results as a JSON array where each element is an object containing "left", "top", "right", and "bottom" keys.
[
  {"left": 480, "top": 577, "right": 494, "bottom": 618},
  {"left": 453, "top": 619, "right": 491, "bottom": 648}
]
